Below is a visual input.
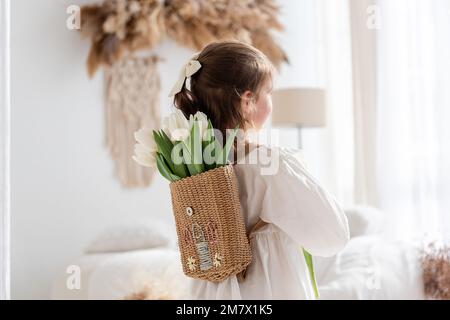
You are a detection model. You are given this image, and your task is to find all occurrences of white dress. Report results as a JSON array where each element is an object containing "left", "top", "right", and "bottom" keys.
[{"left": 188, "top": 146, "right": 350, "bottom": 300}]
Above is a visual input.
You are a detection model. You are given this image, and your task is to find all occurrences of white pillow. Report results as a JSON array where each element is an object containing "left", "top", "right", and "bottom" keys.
[
  {"left": 85, "top": 222, "right": 173, "bottom": 254},
  {"left": 344, "top": 205, "right": 384, "bottom": 238}
]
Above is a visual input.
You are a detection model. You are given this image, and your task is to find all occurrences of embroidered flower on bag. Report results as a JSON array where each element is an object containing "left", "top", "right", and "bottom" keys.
[
  {"left": 213, "top": 253, "right": 223, "bottom": 268},
  {"left": 187, "top": 256, "right": 197, "bottom": 271}
]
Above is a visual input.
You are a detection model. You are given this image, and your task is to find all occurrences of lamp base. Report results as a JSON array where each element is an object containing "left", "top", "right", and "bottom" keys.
[{"left": 297, "top": 125, "right": 303, "bottom": 149}]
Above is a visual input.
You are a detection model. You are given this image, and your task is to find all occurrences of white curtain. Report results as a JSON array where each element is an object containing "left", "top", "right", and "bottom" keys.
[
  {"left": 377, "top": 0, "right": 450, "bottom": 241},
  {"left": 311, "top": 0, "right": 355, "bottom": 206},
  {"left": 0, "top": 0, "right": 11, "bottom": 300},
  {"left": 349, "top": 0, "right": 379, "bottom": 207}
]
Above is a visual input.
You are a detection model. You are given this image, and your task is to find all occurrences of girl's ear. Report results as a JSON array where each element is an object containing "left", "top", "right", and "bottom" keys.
[{"left": 241, "top": 90, "right": 255, "bottom": 116}]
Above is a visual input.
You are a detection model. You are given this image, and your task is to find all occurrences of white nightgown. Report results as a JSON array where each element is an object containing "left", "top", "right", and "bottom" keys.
[{"left": 188, "top": 146, "right": 350, "bottom": 300}]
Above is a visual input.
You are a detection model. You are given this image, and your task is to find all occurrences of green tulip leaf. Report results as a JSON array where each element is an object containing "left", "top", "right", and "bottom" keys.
[
  {"left": 203, "top": 120, "right": 216, "bottom": 171},
  {"left": 303, "top": 248, "right": 320, "bottom": 299},
  {"left": 216, "top": 126, "right": 238, "bottom": 167},
  {"left": 189, "top": 121, "right": 205, "bottom": 174},
  {"left": 159, "top": 129, "right": 189, "bottom": 178},
  {"left": 181, "top": 140, "right": 201, "bottom": 176},
  {"left": 203, "top": 120, "right": 215, "bottom": 144},
  {"left": 153, "top": 130, "right": 175, "bottom": 174},
  {"left": 156, "top": 153, "right": 180, "bottom": 182}
]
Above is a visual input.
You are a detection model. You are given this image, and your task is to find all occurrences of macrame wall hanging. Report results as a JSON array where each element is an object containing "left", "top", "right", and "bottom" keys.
[
  {"left": 79, "top": 0, "right": 287, "bottom": 188},
  {"left": 105, "top": 55, "right": 160, "bottom": 187}
]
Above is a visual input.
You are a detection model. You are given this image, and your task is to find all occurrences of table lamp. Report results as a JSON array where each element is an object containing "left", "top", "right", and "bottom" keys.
[{"left": 271, "top": 88, "right": 327, "bottom": 148}]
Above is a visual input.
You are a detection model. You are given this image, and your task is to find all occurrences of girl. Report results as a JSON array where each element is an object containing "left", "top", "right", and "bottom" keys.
[{"left": 171, "top": 41, "right": 350, "bottom": 299}]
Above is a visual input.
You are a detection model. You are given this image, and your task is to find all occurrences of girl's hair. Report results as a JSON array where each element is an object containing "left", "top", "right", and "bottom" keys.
[{"left": 174, "top": 41, "right": 274, "bottom": 136}]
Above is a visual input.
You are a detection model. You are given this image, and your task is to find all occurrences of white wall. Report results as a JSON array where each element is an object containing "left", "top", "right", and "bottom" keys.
[
  {"left": 1, "top": 0, "right": 11, "bottom": 301},
  {"left": 11, "top": 0, "right": 319, "bottom": 299}
]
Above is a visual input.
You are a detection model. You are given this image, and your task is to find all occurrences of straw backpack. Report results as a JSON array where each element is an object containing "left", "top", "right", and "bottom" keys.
[{"left": 170, "top": 164, "right": 262, "bottom": 282}]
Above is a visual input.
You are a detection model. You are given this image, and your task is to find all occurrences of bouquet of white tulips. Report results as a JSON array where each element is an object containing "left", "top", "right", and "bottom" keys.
[{"left": 133, "top": 110, "right": 238, "bottom": 181}]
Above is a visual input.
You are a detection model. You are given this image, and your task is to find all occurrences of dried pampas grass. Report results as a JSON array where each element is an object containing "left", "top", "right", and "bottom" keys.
[
  {"left": 80, "top": 0, "right": 287, "bottom": 77},
  {"left": 421, "top": 243, "right": 450, "bottom": 300}
]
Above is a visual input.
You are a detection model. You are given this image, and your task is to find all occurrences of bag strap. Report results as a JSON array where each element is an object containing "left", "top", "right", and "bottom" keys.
[
  {"left": 236, "top": 218, "right": 268, "bottom": 282},
  {"left": 248, "top": 219, "right": 268, "bottom": 238}
]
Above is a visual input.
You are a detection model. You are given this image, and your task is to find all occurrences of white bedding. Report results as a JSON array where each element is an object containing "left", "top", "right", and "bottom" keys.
[
  {"left": 315, "top": 235, "right": 424, "bottom": 299},
  {"left": 51, "top": 248, "right": 188, "bottom": 300},
  {"left": 51, "top": 235, "right": 425, "bottom": 300}
]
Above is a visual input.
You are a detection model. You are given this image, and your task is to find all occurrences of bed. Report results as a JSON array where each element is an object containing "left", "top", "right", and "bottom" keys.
[{"left": 50, "top": 206, "right": 425, "bottom": 300}]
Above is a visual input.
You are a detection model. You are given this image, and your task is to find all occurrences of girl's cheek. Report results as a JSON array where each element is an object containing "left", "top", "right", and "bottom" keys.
[
  {"left": 249, "top": 94, "right": 272, "bottom": 128},
  {"left": 256, "top": 97, "right": 272, "bottom": 127},
  {"left": 267, "top": 97, "right": 273, "bottom": 114},
  {"left": 263, "top": 97, "right": 273, "bottom": 119}
]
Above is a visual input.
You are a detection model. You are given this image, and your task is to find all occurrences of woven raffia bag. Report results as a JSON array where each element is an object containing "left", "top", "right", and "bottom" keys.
[{"left": 170, "top": 164, "right": 252, "bottom": 282}]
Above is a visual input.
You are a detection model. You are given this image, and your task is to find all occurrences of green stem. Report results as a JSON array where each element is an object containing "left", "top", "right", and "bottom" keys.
[{"left": 303, "top": 248, "right": 320, "bottom": 299}]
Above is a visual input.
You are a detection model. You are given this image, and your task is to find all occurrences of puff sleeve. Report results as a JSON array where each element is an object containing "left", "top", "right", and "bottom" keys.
[{"left": 259, "top": 148, "right": 350, "bottom": 257}]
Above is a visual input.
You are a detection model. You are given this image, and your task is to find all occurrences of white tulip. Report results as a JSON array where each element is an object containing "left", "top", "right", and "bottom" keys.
[
  {"left": 132, "top": 143, "right": 157, "bottom": 168},
  {"left": 161, "top": 110, "right": 211, "bottom": 142},
  {"left": 134, "top": 127, "right": 157, "bottom": 152},
  {"left": 162, "top": 109, "right": 191, "bottom": 142},
  {"left": 192, "top": 111, "right": 209, "bottom": 141},
  {"left": 170, "top": 128, "right": 190, "bottom": 142}
]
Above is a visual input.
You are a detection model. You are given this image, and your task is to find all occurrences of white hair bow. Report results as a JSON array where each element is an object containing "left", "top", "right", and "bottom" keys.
[{"left": 168, "top": 53, "right": 202, "bottom": 97}]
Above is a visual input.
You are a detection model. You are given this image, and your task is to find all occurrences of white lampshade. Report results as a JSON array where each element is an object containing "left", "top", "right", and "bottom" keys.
[{"left": 271, "top": 88, "right": 327, "bottom": 127}]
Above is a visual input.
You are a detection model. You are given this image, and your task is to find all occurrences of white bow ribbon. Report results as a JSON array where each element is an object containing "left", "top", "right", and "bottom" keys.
[{"left": 168, "top": 54, "right": 202, "bottom": 97}]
